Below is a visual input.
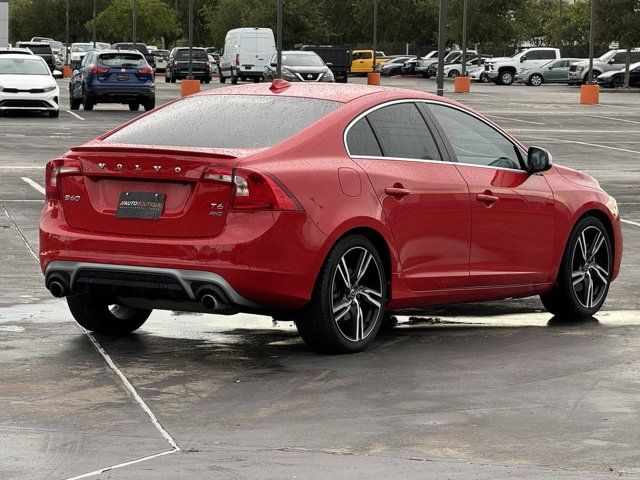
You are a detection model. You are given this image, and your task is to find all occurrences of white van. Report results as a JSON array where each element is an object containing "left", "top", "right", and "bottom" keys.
[{"left": 219, "top": 28, "right": 276, "bottom": 84}]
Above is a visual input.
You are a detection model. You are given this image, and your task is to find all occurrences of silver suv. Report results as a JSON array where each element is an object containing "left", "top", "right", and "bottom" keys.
[{"left": 568, "top": 49, "right": 640, "bottom": 83}]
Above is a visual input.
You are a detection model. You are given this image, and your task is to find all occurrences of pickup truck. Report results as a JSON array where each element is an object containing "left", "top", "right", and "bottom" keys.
[
  {"left": 484, "top": 47, "right": 560, "bottom": 85},
  {"left": 295, "top": 44, "right": 351, "bottom": 83},
  {"left": 350, "top": 50, "right": 390, "bottom": 74}
]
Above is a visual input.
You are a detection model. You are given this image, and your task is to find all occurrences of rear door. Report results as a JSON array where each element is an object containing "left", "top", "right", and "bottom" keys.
[
  {"left": 426, "top": 103, "right": 555, "bottom": 287},
  {"left": 347, "top": 101, "right": 471, "bottom": 291}
]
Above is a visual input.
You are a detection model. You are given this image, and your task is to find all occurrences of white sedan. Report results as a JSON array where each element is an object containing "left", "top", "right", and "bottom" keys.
[{"left": 0, "top": 54, "right": 60, "bottom": 117}]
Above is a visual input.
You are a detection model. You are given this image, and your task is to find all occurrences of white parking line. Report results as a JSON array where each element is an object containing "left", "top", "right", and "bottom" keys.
[
  {"left": 63, "top": 449, "right": 177, "bottom": 480},
  {"left": 622, "top": 219, "right": 640, "bottom": 227},
  {"left": 529, "top": 137, "right": 640, "bottom": 155},
  {"left": 510, "top": 129, "right": 640, "bottom": 134},
  {"left": 0, "top": 165, "right": 44, "bottom": 169},
  {"left": 590, "top": 115, "right": 640, "bottom": 125},
  {"left": 486, "top": 114, "right": 545, "bottom": 125},
  {"left": 21, "top": 177, "right": 45, "bottom": 195},
  {"left": 65, "top": 109, "right": 85, "bottom": 120}
]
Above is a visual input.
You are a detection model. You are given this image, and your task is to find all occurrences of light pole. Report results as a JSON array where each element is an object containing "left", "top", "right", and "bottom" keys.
[
  {"left": 587, "top": 0, "right": 595, "bottom": 83},
  {"left": 132, "top": 0, "right": 137, "bottom": 45},
  {"left": 187, "top": 0, "right": 193, "bottom": 80},
  {"left": 461, "top": 0, "right": 468, "bottom": 76},
  {"left": 92, "top": 0, "right": 96, "bottom": 49},
  {"left": 276, "top": 0, "right": 283, "bottom": 78},
  {"left": 436, "top": 0, "right": 447, "bottom": 96},
  {"left": 372, "top": 0, "right": 378, "bottom": 70},
  {"left": 558, "top": 0, "right": 563, "bottom": 53},
  {"left": 65, "top": 0, "right": 69, "bottom": 62}
]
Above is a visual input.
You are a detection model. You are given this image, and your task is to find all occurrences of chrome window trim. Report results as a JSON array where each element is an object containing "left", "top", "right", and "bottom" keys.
[{"left": 343, "top": 98, "right": 529, "bottom": 173}]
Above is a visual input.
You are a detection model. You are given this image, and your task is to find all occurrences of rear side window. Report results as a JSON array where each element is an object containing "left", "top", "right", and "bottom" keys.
[
  {"left": 365, "top": 103, "right": 441, "bottom": 160},
  {"left": 99, "top": 53, "right": 145, "bottom": 66},
  {"left": 630, "top": 52, "right": 640, "bottom": 62},
  {"left": 105, "top": 95, "right": 340, "bottom": 149},
  {"left": 25, "top": 45, "right": 51, "bottom": 55},
  {"left": 346, "top": 118, "right": 382, "bottom": 157}
]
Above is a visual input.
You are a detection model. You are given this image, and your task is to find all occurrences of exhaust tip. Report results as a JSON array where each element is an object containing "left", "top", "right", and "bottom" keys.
[
  {"left": 49, "top": 281, "right": 65, "bottom": 298},
  {"left": 201, "top": 293, "right": 218, "bottom": 311}
]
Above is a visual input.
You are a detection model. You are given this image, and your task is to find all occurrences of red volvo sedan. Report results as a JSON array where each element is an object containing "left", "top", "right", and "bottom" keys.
[{"left": 40, "top": 81, "right": 622, "bottom": 353}]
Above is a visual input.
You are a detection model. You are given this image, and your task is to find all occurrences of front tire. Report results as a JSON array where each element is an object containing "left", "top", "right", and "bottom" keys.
[
  {"left": 448, "top": 69, "right": 460, "bottom": 78},
  {"left": 296, "top": 235, "right": 387, "bottom": 353},
  {"left": 499, "top": 70, "right": 514, "bottom": 85},
  {"left": 67, "top": 294, "right": 151, "bottom": 334},
  {"left": 541, "top": 216, "right": 612, "bottom": 319},
  {"left": 528, "top": 73, "right": 543, "bottom": 86}
]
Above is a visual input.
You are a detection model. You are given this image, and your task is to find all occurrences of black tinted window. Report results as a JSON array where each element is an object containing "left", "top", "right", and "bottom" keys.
[
  {"left": 25, "top": 45, "right": 51, "bottom": 55},
  {"left": 630, "top": 52, "right": 640, "bottom": 62},
  {"left": 346, "top": 118, "right": 382, "bottom": 156},
  {"left": 175, "top": 50, "right": 207, "bottom": 60},
  {"left": 613, "top": 52, "right": 627, "bottom": 63},
  {"left": 105, "top": 95, "right": 340, "bottom": 149},
  {"left": 429, "top": 104, "right": 522, "bottom": 170},
  {"left": 99, "top": 53, "right": 145, "bottom": 66},
  {"left": 539, "top": 50, "right": 556, "bottom": 60},
  {"left": 366, "top": 103, "right": 441, "bottom": 160}
]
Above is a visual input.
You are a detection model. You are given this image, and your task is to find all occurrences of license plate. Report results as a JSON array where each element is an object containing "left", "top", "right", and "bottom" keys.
[
  {"left": 117, "top": 73, "right": 128, "bottom": 81},
  {"left": 115, "top": 192, "right": 165, "bottom": 220}
]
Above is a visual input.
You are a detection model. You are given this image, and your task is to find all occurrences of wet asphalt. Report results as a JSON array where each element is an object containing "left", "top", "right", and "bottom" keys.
[{"left": 1, "top": 76, "right": 639, "bottom": 479}]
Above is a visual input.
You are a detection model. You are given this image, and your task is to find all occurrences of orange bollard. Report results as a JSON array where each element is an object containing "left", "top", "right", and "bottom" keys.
[
  {"left": 454, "top": 76, "right": 471, "bottom": 93},
  {"left": 63, "top": 65, "right": 73, "bottom": 78},
  {"left": 580, "top": 84, "right": 599, "bottom": 104},
  {"left": 180, "top": 79, "right": 201, "bottom": 97},
  {"left": 367, "top": 72, "right": 381, "bottom": 86}
]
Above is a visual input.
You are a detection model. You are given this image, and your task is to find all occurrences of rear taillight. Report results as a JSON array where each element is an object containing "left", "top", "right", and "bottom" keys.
[
  {"left": 201, "top": 166, "right": 300, "bottom": 211},
  {"left": 89, "top": 65, "right": 107, "bottom": 74},
  {"left": 235, "top": 54, "right": 240, "bottom": 67},
  {"left": 45, "top": 159, "right": 82, "bottom": 200},
  {"left": 172, "top": 60, "right": 177, "bottom": 67},
  {"left": 138, "top": 65, "right": 153, "bottom": 75}
]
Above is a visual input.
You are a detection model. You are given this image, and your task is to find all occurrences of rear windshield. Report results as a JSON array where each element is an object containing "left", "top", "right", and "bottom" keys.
[
  {"left": 105, "top": 95, "right": 340, "bottom": 149},
  {"left": 175, "top": 50, "right": 207, "bottom": 60},
  {"left": 113, "top": 43, "right": 149, "bottom": 54},
  {"left": 98, "top": 53, "right": 145, "bottom": 66},
  {"left": 24, "top": 45, "right": 51, "bottom": 55}
]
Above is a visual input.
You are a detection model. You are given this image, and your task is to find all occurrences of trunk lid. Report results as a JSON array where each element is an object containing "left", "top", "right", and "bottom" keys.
[{"left": 60, "top": 145, "right": 256, "bottom": 238}]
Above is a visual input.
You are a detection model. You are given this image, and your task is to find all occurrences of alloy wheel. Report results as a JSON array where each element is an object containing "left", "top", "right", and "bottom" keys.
[
  {"left": 331, "top": 246, "right": 383, "bottom": 342},
  {"left": 571, "top": 226, "right": 610, "bottom": 309},
  {"left": 530, "top": 74, "right": 542, "bottom": 86}
]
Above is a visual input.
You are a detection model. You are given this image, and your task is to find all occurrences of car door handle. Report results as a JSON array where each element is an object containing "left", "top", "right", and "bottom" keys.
[
  {"left": 476, "top": 192, "right": 499, "bottom": 205},
  {"left": 385, "top": 186, "right": 411, "bottom": 198}
]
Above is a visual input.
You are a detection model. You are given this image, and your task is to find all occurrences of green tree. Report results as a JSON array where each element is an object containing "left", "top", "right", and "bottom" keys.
[
  {"left": 597, "top": 0, "right": 640, "bottom": 87},
  {"left": 89, "top": 0, "right": 180, "bottom": 45}
]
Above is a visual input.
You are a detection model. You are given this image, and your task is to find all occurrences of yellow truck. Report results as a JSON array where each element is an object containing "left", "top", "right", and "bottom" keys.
[{"left": 350, "top": 50, "right": 391, "bottom": 74}]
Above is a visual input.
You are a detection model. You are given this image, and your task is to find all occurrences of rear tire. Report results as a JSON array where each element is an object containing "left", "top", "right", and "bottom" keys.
[
  {"left": 164, "top": 72, "right": 170, "bottom": 83},
  {"left": 143, "top": 98, "right": 155, "bottom": 111},
  {"left": 48, "top": 110, "right": 59, "bottom": 118},
  {"left": 128, "top": 102, "right": 139, "bottom": 111},
  {"left": 67, "top": 294, "right": 151, "bottom": 334},
  {"left": 82, "top": 91, "right": 94, "bottom": 111},
  {"left": 540, "top": 216, "right": 612, "bottom": 319},
  {"left": 219, "top": 70, "right": 227, "bottom": 83},
  {"left": 69, "top": 90, "right": 81, "bottom": 110},
  {"left": 296, "top": 235, "right": 387, "bottom": 353}
]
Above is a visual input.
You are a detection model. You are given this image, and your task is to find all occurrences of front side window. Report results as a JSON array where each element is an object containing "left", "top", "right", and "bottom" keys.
[
  {"left": 105, "top": 95, "right": 340, "bottom": 149},
  {"left": 366, "top": 103, "right": 441, "bottom": 161},
  {"left": 429, "top": 104, "right": 522, "bottom": 170}
]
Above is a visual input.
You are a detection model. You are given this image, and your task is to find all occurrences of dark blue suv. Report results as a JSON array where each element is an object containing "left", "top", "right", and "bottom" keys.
[{"left": 69, "top": 50, "right": 155, "bottom": 111}]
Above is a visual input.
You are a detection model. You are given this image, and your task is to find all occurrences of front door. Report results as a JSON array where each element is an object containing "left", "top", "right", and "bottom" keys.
[
  {"left": 426, "top": 103, "right": 556, "bottom": 287},
  {"left": 346, "top": 102, "right": 471, "bottom": 291}
]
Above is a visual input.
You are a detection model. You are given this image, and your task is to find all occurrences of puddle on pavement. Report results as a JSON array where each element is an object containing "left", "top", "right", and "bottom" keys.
[{"left": 0, "top": 299, "right": 639, "bottom": 343}]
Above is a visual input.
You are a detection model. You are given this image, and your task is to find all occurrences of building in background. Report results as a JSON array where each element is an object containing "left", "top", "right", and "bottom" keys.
[{"left": 0, "top": 0, "right": 8, "bottom": 47}]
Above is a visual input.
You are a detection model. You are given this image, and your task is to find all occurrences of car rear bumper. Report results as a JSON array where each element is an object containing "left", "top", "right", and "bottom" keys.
[
  {"left": 87, "top": 84, "right": 155, "bottom": 101},
  {"left": 40, "top": 204, "right": 328, "bottom": 311}
]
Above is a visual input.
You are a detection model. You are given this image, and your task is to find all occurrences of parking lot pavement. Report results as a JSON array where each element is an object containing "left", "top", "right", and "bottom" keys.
[{"left": 1, "top": 76, "right": 640, "bottom": 479}]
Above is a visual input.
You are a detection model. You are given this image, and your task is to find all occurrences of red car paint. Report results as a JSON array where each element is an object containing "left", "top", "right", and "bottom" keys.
[{"left": 39, "top": 83, "right": 622, "bottom": 313}]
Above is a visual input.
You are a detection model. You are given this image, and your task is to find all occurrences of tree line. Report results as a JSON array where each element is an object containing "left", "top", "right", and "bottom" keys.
[{"left": 9, "top": 0, "right": 640, "bottom": 58}]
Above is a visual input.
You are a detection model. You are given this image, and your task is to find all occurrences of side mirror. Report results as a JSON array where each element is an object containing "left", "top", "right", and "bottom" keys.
[
  {"left": 270, "top": 62, "right": 277, "bottom": 67},
  {"left": 72, "top": 69, "right": 79, "bottom": 76},
  {"left": 325, "top": 62, "right": 333, "bottom": 67},
  {"left": 52, "top": 70, "right": 63, "bottom": 79},
  {"left": 527, "top": 146, "right": 553, "bottom": 173},
  {"left": 520, "top": 56, "right": 527, "bottom": 62},
  {"left": 609, "top": 58, "right": 616, "bottom": 64}
]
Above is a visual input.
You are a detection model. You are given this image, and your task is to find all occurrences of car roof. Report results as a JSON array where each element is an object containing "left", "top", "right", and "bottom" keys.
[
  {"left": 201, "top": 82, "right": 447, "bottom": 104},
  {"left": 0, "top": 48, "right": 34, "bottom": 55}
]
